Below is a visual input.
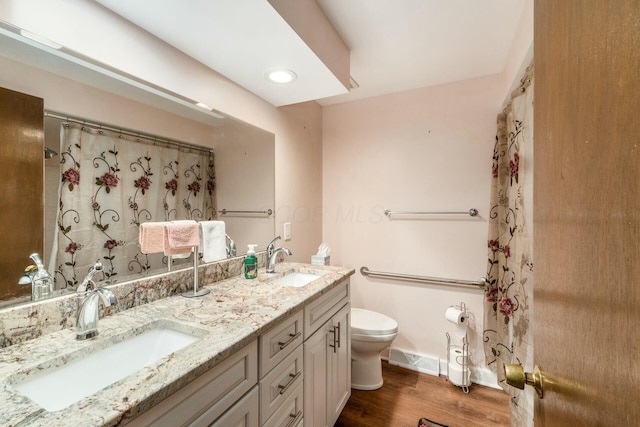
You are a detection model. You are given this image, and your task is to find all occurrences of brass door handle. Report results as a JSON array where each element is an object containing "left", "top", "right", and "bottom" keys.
[{"left": 504, "top": 364, "right": 545, "bottom": 398}]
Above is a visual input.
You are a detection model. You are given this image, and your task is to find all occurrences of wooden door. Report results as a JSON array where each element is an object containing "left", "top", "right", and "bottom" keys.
[
  {"left": 534, "top": 1, "right": 640, "bottom": 424},
  {"left": 0, "top": 87, "right": 44, "bottom": 301}
]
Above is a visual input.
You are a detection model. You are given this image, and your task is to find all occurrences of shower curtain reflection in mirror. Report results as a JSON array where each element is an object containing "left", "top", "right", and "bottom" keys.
[{"left": 54, "top": 122, "right": 217, "bottom": 288}]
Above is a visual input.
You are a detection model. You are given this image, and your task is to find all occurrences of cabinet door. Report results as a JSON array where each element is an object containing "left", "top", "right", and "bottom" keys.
[
  {"left": 303, "top": 321, "right": 331, "bottom": 427},
  {"left": 210, "top": 386, "right": 259, "bottom": 427},
  {"left": 328, "top": 304, "right": 351, "bottom": 427},
  {"left": 129, "top": 340, "right": 257, "bottom": 427}
]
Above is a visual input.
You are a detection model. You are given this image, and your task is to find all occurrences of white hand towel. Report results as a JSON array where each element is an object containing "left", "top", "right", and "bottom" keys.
[{"left": 200, "top": 221, "right": 227, "bottom": 263}]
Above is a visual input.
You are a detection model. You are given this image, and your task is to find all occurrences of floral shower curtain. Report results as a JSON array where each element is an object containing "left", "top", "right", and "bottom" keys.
[
  {"left": 483, "top": 65, "right": 534, "bottom": 426},
  {"left": 55, "top": 122, "right": 216, "bottom": 287}
]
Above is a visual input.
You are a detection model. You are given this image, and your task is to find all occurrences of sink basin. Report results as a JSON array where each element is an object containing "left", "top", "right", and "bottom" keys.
[
  {"left": 13, "top": 326, "right": 201, "bottom": 411},
  {"left": 274, "top": 271, "right": 323, "bottom": 287}
]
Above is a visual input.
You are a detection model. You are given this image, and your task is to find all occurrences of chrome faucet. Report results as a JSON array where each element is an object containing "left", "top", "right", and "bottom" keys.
[
  {"left": 18, "top": 253, "right": 54, "bottom": 301},
  {"left": 76, "top": 262, "right": 118, "bottom": 340},
  {"left": 266, "top": 247, "right": 292, "bottom": 273},
  {"left": 226, "top": 234, "right": 237, "bottom": 258},
  {"left": 266, "top": 236, "right": 281, "bottom": 259}
]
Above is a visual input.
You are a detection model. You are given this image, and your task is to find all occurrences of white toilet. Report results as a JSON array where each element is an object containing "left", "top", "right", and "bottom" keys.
[{"left": 350, "top": 308, "right": 398, "bottom": 390}]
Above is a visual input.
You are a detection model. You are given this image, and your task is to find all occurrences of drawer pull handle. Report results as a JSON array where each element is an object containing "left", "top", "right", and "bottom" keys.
[
  {"left": 286, "top": 410, "right": 303, "bottom": 427},
  {"left": 336, "top": 322, "right": 341, "bottom": 349},
  {"left": 278, "top": 332, "right": 301, "bottom": 350},
  {"left": 278, "top": 371, "right": 302, "bottom": 395},
  {"left": 329, "top": 326, "right": 337, "bottom": 353}
]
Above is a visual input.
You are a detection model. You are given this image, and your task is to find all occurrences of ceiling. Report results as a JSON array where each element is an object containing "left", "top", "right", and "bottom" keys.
[
  {"left": 96, "top": 0, "right": 526, "bottom": 107},
  {"left": 317, "top": 0, "right": 526, "bottom": 105}
]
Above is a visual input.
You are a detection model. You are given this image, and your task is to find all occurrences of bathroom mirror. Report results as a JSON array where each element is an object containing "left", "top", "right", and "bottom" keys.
[{"left": 0, "top": 27, "right": 275, "bottom": 307}]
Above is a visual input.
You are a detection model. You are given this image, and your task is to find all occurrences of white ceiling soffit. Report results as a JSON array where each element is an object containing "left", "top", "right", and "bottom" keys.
[
  {"left": 316, "top": 0, "right": 526, "bottom": 105},
  {"left": 95, "top": 0, "right": 349, "bottom": 107},
  {"left": 0, "top": 23, "right": 227, "bottom": 127}
]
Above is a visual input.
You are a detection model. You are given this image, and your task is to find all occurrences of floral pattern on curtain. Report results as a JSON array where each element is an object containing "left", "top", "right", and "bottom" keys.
[
  {"left": 483, "top": 65, "right": 534, "bottom": 426},
  {"left": 55, "top": 123, "right": 216, "bottom": 287}
]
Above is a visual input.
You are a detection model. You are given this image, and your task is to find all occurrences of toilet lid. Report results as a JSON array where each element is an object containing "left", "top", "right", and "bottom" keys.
[{"left": 351, "top": 308, "right": 398, "bottom": 335}]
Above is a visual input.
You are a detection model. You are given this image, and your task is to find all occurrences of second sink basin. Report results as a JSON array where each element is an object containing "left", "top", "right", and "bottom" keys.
[
  {"left": 273, "top": 271, "right": 323, "bottom": 287},
  {"left": 12, "top": 323, "right": 201, "bottom": 412}
]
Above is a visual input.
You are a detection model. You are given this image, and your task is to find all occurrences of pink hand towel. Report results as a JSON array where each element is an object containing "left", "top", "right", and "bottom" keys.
[
  {"left": 164, "top": 220, "right": 201, "bottom": 256},
  {"left": 139, "top": 221, "right": 170, "bottom": 254}
]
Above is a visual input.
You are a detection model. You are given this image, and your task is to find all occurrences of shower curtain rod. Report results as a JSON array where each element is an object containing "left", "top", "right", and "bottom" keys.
[{"left": 45, "top": 110, "right": 214, "bottom": 155}]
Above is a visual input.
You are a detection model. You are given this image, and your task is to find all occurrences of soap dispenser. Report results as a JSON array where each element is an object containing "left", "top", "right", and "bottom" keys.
[
  {"left": 244, "top": 244, "right": 258, "bottom": 279},
  {"left": 29, "top": 253, "right": 54, "bottom": 301}
]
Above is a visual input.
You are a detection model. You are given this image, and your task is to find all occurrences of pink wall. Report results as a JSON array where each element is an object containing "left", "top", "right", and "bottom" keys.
[
  {"left": 2, "top": 0, "right": 534, "bottom": 386},
  {"left": 0, "top": 0, "right": 323, "bottom": 261},
  {"left": 322, "top": 74, "right": 506, "bottom": 383}
]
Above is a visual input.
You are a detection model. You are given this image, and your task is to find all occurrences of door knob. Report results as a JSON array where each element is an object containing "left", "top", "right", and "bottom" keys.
[{"left": 504, "top": 364, "right": 545, "bottom": 398}]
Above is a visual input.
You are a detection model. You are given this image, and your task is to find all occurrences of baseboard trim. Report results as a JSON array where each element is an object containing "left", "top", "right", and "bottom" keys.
[
  {"left": 387, "top": 347, "right": 440, "bottom": 376},
  {"left": 387, "top": 347, "right": 502, "bottom": 390}
]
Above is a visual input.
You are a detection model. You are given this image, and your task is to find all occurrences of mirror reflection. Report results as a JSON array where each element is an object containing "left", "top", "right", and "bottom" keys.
[{"left": 0, "top": 28, "right": 275, "bottom": 307}]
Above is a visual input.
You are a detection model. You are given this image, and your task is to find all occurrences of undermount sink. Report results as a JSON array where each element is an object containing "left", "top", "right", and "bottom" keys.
[
  {"left": 13, "top": 324, "right": 201, "bottom": 412},
  {"left": 273, "top": 271, "right": 324, "bottom": 287}
]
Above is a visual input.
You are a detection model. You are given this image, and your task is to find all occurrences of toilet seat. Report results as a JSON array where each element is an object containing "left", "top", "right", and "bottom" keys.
[{"left": 351, "top": 308, "right": 398, "bottom": 336}]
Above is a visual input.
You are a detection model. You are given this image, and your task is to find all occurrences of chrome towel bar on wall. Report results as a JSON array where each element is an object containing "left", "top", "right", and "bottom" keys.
[
  {"left": 383, "top": 208, "right": 478, "bottom": 217},
  {"left": 360, "top": 266, "right": 486, "bottom": 290},
  {"left": 218, "top": 208, "right": 273, "bottom": 216}
]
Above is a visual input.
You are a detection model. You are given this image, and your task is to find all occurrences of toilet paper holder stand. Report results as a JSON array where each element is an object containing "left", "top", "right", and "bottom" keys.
[{"left": 446, "top": 302, "right": 471, "bottom": 393}]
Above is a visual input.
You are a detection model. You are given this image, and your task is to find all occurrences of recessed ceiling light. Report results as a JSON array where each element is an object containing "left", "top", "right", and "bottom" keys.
[{"left": 264, "top": 68, "right": 297, "bottom": 84}]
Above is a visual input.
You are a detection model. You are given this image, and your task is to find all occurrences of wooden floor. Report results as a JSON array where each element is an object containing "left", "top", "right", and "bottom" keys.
[{"left": 335, "top": 362, "right": 510, "bottom": 427}]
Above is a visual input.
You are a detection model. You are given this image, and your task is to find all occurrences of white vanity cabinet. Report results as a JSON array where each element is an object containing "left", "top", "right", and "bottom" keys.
[
  {"left": 303, "top": 279, "right": 351, "bottom": 427},
  {"left": 128, "top": 339, "right": 258, "bottom": 427},
  {"left": 259, "top": 309, "right": 305, "bottom": 427},
  {"left": 210, "top": 385, "right": 259, "bottom": 427},
  {"left": 126, "top": 277, "right": 351, "bottom": 427}
]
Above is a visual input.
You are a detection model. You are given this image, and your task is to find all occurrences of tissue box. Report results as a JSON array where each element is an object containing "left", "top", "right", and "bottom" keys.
[{"left": 311, "top": 255, "right": 330, "bottom": 266}]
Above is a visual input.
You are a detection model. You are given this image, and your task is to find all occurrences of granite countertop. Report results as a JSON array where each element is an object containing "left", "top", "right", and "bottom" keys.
[{"left": 0, "top": 262, "right": 354, "bottom": 427}]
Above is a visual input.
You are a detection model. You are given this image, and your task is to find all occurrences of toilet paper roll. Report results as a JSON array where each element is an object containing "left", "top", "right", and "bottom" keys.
[
  {"left": 446, "top": 306, "right": 468, "bottom": 340},
  {"left": 448, "top": 347, "right": 470, "bottom": 386},
  {"left": 448, "top": 361, "right": 469, "bottom": 386},
  {"left": 445, "top": 306, "right": 467, "bottom": 326}
]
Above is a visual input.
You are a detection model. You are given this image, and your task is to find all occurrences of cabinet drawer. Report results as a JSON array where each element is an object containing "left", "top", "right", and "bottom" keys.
[
  {"left": 129, "top": 340, "right": 258, "bottom": 427},
  {"left": 259, "top": 309, "right": 303, "bottom": 377},
  {"left": 260, "top": 344, "right": 304, "bottom": 423},
  {"left": 304, "top": 279, "right": 349, "bottom": 339},
  {"left": 262, "top": 381, "right": 304, "bottom": 427},
  {"left": 209, "top": 385, "right": 259, "bottom": 427}
]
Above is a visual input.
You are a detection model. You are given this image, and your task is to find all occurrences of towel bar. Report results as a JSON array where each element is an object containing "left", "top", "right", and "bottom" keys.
[
  {"left": 218, "top": 208, "right": 273, "bottom": 216},
  {"left": 360, "top": 266, "right": 486, "bottom": 289},
  {"left": 383, "top": 208, "right": 478, "bottom": 217}
]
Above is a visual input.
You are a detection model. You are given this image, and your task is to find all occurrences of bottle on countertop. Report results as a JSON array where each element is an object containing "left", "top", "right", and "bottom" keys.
[{"left": 244, "top": 244, "right": 258, "bottom": 279}]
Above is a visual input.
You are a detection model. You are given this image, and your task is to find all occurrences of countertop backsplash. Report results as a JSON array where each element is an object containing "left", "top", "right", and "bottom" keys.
[
  {"left": 0, "top": 260, "right": 354, "bottom": 426},
  {"left": 0, "top": 252, "right": 266, "bottom": 348}
]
